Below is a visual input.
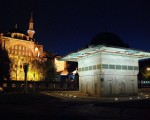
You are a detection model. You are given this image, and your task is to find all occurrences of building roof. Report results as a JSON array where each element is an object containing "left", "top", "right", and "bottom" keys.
[
  {"left": 8, "top": 27, "right": 24, "bottom": 34},
  {"left": 89, "top": 32, "right": 129, "bottom": 48},
  {"left": 60, "top": 45, "right": 150, "bottom": 62},
  {"left": 2, "top": 25, "right": 28, "bottom": 40}
]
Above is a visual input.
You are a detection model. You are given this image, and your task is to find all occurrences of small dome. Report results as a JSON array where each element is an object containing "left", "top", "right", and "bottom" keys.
[
  {"left": 3, "top": 25, "right": 28, "bottom": 40},
  {"left": 89, "top": 32, "right": 129, "bottom": 48},
  {"left": 8, "top": 24, "right": 26, "bottom": 34},
  {"left": 8, "top": 27, "right": 24, "bottom": 34}
]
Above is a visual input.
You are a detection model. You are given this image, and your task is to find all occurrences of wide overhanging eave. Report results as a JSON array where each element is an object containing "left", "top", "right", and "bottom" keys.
[{"left": 60, "top": 45, "right": 150, "bottom": 61}]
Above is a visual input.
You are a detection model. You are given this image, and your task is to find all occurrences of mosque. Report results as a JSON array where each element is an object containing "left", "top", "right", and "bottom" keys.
[
  {"left": 61, "top": 32, "right": 150, "bottom": 97},
  {"left": 0, "top": 14, "right": 45, "bottom": 81},
  {"left": 0, "top": 14, "right": 66, "bottom": 81}
]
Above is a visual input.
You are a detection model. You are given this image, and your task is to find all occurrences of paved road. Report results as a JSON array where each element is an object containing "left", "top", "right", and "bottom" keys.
[{"left": 0, "top": 92, "right": 150, "bottom": 120}]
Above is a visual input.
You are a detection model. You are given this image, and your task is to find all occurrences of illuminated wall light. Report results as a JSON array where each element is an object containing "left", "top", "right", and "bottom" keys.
[
  {"left": 140, "top": 93, "right": 143, "bottom": 95},
  {"left": 73, "top": 96, "right": 76, "bottom": 98},
  {"left": 115, "top": 98, "right": 118, "bottom": 101},
  {"left": 137, "top": 97, "right": 140, "bottom": 99},
  {"left": 129, "top": 97, "right": 132, "bottom": 100},
  {"left": 69, "top": 95, "right": 72, "bottom": 97},
  {"left": 35, "top": 47, "right": 38, "bottom": 51},
  {"left": 60, "top": 93, "right": 63, "bottom": 96},
  {"left": 145, "top": 96, "right": 149, "bottom": 99},
  {"left": 55, "top": 58, "right": 67, "bottom": 72},
  {"left": 0, "top": 87, "right": 3, "bottom": 92},
  {"left": 38, "top": 52, "right": 40, "bottom": 57}
]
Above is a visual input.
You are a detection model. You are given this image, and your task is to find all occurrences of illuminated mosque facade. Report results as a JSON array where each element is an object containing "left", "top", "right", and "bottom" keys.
[
  {"left": 0, "top": 14, "right": 67, "bottom": 81},
  {"left": 61, "top": 32, "right": 150, "bottom": 97},
  {"left": 0, "top": 14, "right": 45, "bottom": 81}
]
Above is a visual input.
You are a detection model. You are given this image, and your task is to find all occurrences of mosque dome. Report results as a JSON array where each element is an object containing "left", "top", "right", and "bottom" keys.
[
  {"left": 3, "top": 25, "right": 28, "bottom": 40},
  {"left": 8, "top": 27, "right": 24, "bottom": 34},
  {"left": 89, "top": 32, "right": 129, "bottom": 48}
]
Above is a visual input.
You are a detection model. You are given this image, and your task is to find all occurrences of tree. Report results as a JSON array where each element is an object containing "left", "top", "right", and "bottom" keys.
[
  {"left": 29, "top": 51, "right": 57, "bottom": 82},
  {"left": 29, "top": 60, "right": 45, "bottom": 81},
  {"left": 43, "top": 51, "right": 57, "bottom": 82},
  {"left": 0, "top": 45, "right": 11, "bottom": 81},
  {"left": 141, "top": 69, "right": 150, "bottom": 79},
  {"left": 138, "top": 59, "right": 150, "bottom": 79},
  {"left": 67, "top": 61, "right": 78, "bottom": 73}
]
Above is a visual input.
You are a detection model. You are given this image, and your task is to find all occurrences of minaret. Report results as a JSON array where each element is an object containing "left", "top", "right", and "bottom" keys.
[{"left": 27, "top": 12, "right": 35, "bottom": 41}]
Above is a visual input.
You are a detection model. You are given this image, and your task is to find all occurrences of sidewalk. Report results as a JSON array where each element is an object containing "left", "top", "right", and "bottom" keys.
[{"left": 42, "top": 91, "right": 150, "bottom": 102}]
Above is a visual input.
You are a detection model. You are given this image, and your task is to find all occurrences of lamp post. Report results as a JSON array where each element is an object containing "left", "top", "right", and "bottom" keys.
[
  {"left": 23, "top": 63, "right": 29, "bottom": 94},
  {"left": 33, "top": 73, "right": 35, "bottom": 93},
  {"left": 33, "top": 47, "right": 39, "bottom": 92},
  {"left": 15, "top": 56, "right": 20, "bottom": 81}
]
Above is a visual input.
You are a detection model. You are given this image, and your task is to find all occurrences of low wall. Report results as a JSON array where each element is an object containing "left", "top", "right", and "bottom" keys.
[{"left": 0, "top": 80, "right": 79, "bottom": 93}]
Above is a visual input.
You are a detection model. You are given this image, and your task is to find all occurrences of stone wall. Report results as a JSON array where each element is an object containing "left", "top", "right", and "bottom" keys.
[{"left": 78, "top": 52, "right": 139, "bottom": 97}]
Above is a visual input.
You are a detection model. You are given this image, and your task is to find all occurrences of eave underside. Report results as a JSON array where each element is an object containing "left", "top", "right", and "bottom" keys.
[{"left": 61, "top": 45, "right": 150, "bottom": 62}]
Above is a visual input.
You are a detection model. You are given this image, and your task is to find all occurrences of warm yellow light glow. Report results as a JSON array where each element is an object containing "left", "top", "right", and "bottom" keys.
[
  {"left": 60, "top": 68, "right": 69, "bottom": 75},
  {"left": 38, "top": 52, "right": 40, "bottom": 57},
  {"left": 147, "top": 67, "right": 150, "bottom": 71},
  {"left": 35, "top": 47, "right": 38, "bottom": 51},
  {"left": 0, "top": 87, "right": 3, "bottom": 92},
  {"left": 27, "top": 70, "right": 42, "bottom": 81},
  {"left": 55, "top": 58, "right": 66, "bottom": 72},
  {"left": 72, "top": 68, "right": 78, "bottom": 75}
]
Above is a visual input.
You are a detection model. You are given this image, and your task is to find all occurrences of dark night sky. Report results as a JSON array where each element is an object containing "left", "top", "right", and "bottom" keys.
[{"left": 0, "top": 0, "right": 150, "bottom": 56}]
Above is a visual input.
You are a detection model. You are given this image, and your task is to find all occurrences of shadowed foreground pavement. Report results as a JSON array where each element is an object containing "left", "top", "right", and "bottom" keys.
[{"left": 0, "top": 92, "right": 150, "bottom": 120}]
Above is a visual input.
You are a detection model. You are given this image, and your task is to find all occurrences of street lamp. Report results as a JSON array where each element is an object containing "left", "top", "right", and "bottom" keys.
[
  {"left": 15, "top": 56, "right": 20, "bottom": 81},
  {"left": 23, "top": 63, "right": 29, "bottom": 94},
  {"left": 32, "top": 47, "right": 39, "bottom": 92}
]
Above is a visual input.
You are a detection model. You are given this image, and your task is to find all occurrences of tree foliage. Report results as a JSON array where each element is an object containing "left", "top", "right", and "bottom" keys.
[
  {"left": 67, "top": 61, "right": 78, "bottom": 73},
  {"left": 44, "top": 51, "right": 57, "bottom": 82},
  {"left": 29, "top": 51, "right": 57, "bottom": 81},
  {"left": 29, "top": 60, "right": 45, "bottom": 81},
  {"left": 0, "top": 45, "right": 11, "bottom": 81},
  {"left": 141, "top": 69, "right": 150, "bottom": 79},
  {"left": 138, "top": 59, "right": 150, "bottom": 79},
  {"left": 44, "top": 59, "right": 56, "bottom": 82}
]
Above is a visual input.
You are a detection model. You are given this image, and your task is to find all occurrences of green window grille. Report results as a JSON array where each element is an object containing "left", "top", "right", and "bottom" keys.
[
  {"left": 78, "top": 68, "right": 81, "bottom": 72},
  {"left": 116, "top": 65, "right": 121, "bottom": 69},
  {"left": 134, "top": 66, "right": 139, "bottom": 70},
  {"left": 128, "top": 66, "right": 133, "bottom": 70},
  {"left": 122, "top": 65, "right": 127, "bottom": 70},
  {"left": 93, "top": 65, "right": 96, "bottom": 70},
  {"left": 89, "top": 66, "right": 92, "bottom": 70},
  {"left": 102, "top": 64, "right": 108, "bottom": 69},
  {"left": 85, "top": 67, "right": 88, "bottom": 71},
  {"left": 97, "top": 64, "right": 101, "bottom": 69},
  {"left": 109, "top": 65, "right": 115, "bottom": 69}
]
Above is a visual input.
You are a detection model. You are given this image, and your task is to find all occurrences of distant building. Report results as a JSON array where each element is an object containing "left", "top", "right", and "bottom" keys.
[
  {"left": 0, "top": 14, "right": 44, "bottom": 81},
  {"left": 54, "top": 56, "right": 67, "bottom": 73},
  {"left": 61, "top": 32, "right": 150, "bottom": 97}
]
